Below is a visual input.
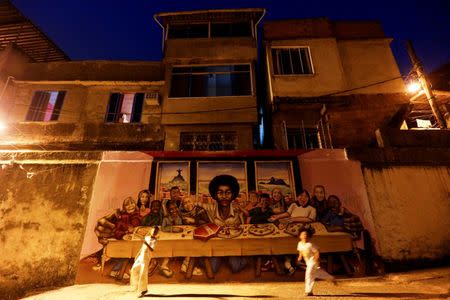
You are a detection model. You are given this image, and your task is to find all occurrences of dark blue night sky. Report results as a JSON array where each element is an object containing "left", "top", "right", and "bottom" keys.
[{"left": 11, "top": 0, "right": 450, "bottom": 75}]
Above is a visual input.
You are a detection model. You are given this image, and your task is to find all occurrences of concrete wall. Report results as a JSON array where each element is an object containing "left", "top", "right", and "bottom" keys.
[
  {"left": 0, "top": 151, "right": 101, "bottom": 300},
  {"left": 164, "top": 38, "right": 257, "bottom": 63},
  {"left": 338, "top": 39, "right": 405, "bottom": 94},
  {"left": 362, "top": 166, "right": 450, "bottom": 261}
]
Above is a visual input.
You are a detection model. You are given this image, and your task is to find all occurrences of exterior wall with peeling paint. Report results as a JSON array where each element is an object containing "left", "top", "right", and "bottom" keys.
[
  {"left": 0, "top": 151, "right": 101, "bottom": 300},
  {"left": 362, "top": 166, "right": 450, "bottom": 261}
]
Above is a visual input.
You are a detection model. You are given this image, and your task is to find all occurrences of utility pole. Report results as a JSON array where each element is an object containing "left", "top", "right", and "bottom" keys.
[{"left": 406, "top": 40, "right": 447, "bottom": 129}]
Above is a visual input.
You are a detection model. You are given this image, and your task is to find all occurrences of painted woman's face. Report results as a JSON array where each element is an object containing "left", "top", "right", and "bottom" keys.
[
  {"left": 272, "top": 189, "right": 282, "bottom": 202},
  {"left": 123, "top": 198, "right": 136, "bottom": 214},
  {"left": 313, "top": 186, "right": 325, "bottom": 201},
  {"left": 139, "top": 192, "right": 150, "bottom": 206}
]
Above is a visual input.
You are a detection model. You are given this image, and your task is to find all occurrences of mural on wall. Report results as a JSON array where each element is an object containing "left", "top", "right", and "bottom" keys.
[
  {"left": 155, "top": 161, "right": 190, "bottom": 201},
  {"left": 255, "top": 160, "right": 296, "bottom": 207},
  {"left": 84, "top": 158, "right": 368, "bottom": 281},
  {"left": 196, "top": 161, "right": 248, "bottom": 205}
]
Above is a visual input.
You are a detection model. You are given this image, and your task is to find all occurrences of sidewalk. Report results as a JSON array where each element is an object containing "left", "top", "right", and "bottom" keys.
[{"left": 21, "top": 266, "right": 450, "bottom": 300}]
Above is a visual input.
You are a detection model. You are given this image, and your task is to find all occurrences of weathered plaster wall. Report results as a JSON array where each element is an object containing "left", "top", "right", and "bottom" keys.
[
  {"left": 362, "top": 166, "right": 450, "bottom": 261},
  {"left": 0, "top": 151, "right": 101, "bottom": 300}
]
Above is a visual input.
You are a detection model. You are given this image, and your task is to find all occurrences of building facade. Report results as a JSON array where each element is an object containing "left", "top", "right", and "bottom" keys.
[{"left": 263, "top": 18, "right": 408, "bottom": 149}]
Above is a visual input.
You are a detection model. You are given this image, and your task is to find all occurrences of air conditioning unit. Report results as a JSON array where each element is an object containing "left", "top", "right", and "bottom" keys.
[{"left": 145, "top": 92, "right": 159, "bottom": 106}]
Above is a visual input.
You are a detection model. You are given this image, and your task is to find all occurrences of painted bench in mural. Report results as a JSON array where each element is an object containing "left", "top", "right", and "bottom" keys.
[{"left": 102, "top": 222, "right": 356, "bottom": 278}]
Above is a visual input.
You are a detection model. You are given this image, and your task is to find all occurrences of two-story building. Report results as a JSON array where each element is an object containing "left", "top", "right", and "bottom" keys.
[{"left": 263, "top": 18, "right": 408, "bottom": 149}]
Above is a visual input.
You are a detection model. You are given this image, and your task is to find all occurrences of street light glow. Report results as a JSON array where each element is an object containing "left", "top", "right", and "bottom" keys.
[
  {"left": 407, "top": 81, "right": 421, "bottom": 93},
  {"left": 0, "top": 121, "right": 6, "bottom": 132}
]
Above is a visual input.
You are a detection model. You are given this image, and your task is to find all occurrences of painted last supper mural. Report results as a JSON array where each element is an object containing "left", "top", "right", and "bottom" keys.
[{"left": 85, "top": 157, "right": 367, "bottom": 282}]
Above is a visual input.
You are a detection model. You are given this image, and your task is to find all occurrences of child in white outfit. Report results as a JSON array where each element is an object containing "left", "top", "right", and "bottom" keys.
[
  {"left": 130, "top": 226, "right": 159, "bottom": 298},
  {"left": 297, "top": 229, "right": 335, "bottom": 296}
]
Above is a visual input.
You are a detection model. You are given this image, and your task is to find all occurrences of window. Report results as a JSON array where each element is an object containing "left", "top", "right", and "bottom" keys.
[
  {"left": 180, "top": 132, "right": 237, "bottom": 151},
  {"left": 25, "top": 91, "right": 66, "bottom": 121},
  {"left": 211, "top": 22, "right": 252, "bottom": 37},
  {"left": 287, "top": 128, "right": 320, "bottom": 149},
  {"left": 272, "top": 48, "right": 313, "bottom": 75},
  {"left": 168, "top": 24, "right": 208, "bottom": 39},
  {"left": 170, "top": 65, "right": 252, "bottom": 98},
  {"left": 167, "top": 22, "right": 252, "bottom": 39},
  {"left": 105, "top": 93, "right": 144, "bottom": 123}
]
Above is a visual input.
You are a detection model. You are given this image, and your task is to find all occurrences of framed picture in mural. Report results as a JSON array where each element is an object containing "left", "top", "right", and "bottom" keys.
[
  {"left": 254, "top": 161, "right": 296, "bottom": 201},
  {"left": 155, "top": 161, "right": 190, "bottom": 201},
  {"left": 196, "top": 161, "right": 248, "bottom": 205}
]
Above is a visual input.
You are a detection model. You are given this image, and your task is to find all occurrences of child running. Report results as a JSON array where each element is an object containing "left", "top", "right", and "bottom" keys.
[
  {"left": 130, "top": 226, "right": 159, "bottom": 298},
  {"left": 297, "top": 229, "right": 336, "bottom": 296}
]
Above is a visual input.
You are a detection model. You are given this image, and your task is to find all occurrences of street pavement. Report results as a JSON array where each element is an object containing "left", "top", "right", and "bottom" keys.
[{"left": 21, "top": 267, "right": 450, "bottom": 300}]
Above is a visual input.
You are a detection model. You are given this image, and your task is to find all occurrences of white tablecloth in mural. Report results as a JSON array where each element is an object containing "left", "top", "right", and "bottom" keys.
[{"left": 102, "top": 223, "right": 353, "bottom": 268}]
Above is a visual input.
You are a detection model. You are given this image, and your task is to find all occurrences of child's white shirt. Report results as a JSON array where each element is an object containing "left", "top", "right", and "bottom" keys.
[{"left": 297, "top": 241, "right": 318, "bottom": 265}]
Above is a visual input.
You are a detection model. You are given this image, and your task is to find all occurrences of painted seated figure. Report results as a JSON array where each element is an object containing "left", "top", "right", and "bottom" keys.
[
  {"left": 247, "top": 193, "right": 273, "bottom": 224},
  {"left": 200, "top": 174, "right": 248, "bottom": 273},
  {"left": 269, "top": 190, "right": 316, "bottom": 224},
  {"left": 141, "top": 200, "right": 163, "bottom": 227}
]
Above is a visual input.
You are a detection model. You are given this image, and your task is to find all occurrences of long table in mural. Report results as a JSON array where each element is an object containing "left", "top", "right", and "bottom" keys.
[{"left": 101, "top": 222, "right": 354, "bottom": 278}]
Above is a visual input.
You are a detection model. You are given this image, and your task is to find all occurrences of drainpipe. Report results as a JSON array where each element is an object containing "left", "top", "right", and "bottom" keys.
[
  {"left": 253, "top": 9, "right": 266, "bottom": 42},
  {"left": 153, "top": 14, "right": 165, "bottom": 52}
]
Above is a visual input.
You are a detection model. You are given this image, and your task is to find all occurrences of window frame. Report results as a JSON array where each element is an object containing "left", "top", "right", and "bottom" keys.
[
  {"left": 169, "top": 63, "right": 254, "bottom": 99},
  {"left": 24, "top": 90, "right": 67, "bottom": 122},
  {"left": 166, "top": 21, "right": 254, "bottom": 40},
  {"left": 286, "top": 127, "right": 321, "bottom": 150},
  {"left": 104, "top": 92, "right": 145, "bottom": 124},
  {"left": 271, "top": 46, "right": 315, "bottom": 76}
]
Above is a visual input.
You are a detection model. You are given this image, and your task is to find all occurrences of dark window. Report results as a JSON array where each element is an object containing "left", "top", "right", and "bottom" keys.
[
  {"left": 170, "top": 65, "right": 252, "bottom": 98},
  {"left": 287, "top": 128, "right": 319, "bottom": 149},
  {"left": 25, "top": 91, "right": 66, "bottom": 121},
  {"left": 272, "top": 48, "right": 313, "bottom": 75},
  {"left": 168, "top": 24, "right": 208, "bottom": 39},
  {"left": 105, "top": 93, "right": 144, "bottom": 123},
  {"left": 211, "top": 22, "right": 252, "bottom": 37},
  {"left": 180, "top": 132, "right": 237, "bottom": 151}
]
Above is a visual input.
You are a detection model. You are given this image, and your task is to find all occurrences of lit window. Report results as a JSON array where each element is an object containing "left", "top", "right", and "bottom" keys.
[
  {"left": 170, "top": 65, "right": 252, "bottom": 98},
  {"left": 272, "top": 48, "right": 313, "bottom": 75},
  {"left": 105, "top": 93, "right": 144, "bottom": 123},
  {"left": 25, "top": 91, "right": 66, "bottom": 121},
  {"left": 180, "top": 132, "right": 237, "bottom": 151}
]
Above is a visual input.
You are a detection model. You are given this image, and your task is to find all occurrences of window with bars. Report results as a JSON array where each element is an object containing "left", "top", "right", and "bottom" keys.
[
  {"left": 180, "top": 132, "right": 238, "bottom": 151},
  {"left": 170, "top": 65, "right": 252, "bottom": 98},
  {"left": 271, "top": 47, "right": 313, "bottom": 75},
  {"left": 105, "top": 93, "right": 144, "bottom": 123},
  {"left": 286, "top": 128, "right": 320, "bottom": 149},
  {"left": 25, "top": 90, "right": 66, "bottom": 121}
]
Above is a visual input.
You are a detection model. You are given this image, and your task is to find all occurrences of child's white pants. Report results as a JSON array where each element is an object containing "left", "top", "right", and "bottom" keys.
[
  {"left": 130, "top": 247, "right": 152, "bottom": 293},
  {"left": 305, "top": 260, "right": 333, "bottom": 293}
]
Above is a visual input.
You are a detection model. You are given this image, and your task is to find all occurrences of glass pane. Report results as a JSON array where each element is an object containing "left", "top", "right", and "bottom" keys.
[
  {"left": 231, "top": 72, "right": 251, "bottom": 96},
  {"left": 170, "top": 74, "right": 190, "bottom": 97},
  {"left": 300, "top": 49, "right": 313, "bottom": 74}
]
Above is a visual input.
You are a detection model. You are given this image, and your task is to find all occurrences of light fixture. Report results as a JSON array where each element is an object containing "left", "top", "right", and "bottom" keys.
[
  {"left": 406, "top": 81, "right": 421, "bottom": 93},
  {"left": 0, "top": 121, "right": 6, "bottom": 132}
]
